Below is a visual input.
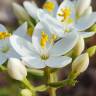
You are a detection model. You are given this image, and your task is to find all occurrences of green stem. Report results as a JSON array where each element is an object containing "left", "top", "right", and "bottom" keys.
[
  {"left": 27, "top": 69, "right": 44, "bottom": 77},
  {"left": 44, "top": 67, "right": 57, "bottom": 96},
  {"left": 0, "top": 65, "right": 7, "bottom": 71},
  {"left": 22, "top": 78, "right": 36, "bottom": 96}
]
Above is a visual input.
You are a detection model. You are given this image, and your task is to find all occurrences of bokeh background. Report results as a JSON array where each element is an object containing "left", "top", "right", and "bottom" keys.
[{"left": 0, "top": 0, "right": 96, "bottom": 96}]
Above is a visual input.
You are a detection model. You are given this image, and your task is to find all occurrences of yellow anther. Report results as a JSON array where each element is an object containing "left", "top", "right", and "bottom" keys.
[
  {"left": 27, "top": 27, "right": 33, "bottom": 37},
  {"left": 50, "top": 34, "right": 57, "bottom": 44},
  {"left": 43, "top": 1, "right": 55, "bottom": 12},
  {"left": 40, "top": 32, "right": 48, "bottom": 48},
  {"left": 58, "top": 7, "right": 71, "bottom": 22},
  {"left": 0, "top": 32, "right": 11, "bottom": 40}
]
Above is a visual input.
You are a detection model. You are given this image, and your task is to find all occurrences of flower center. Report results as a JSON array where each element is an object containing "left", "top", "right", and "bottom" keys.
[
  {"left": 40, "top": 32, "right": 48, "bottom": 48},
  {"left": 58, "top": 7, "right": 71, "bottom": 22},
  {"left": 41, "top": 55, "right": 49, "bottom": 60},
  {"left": 0, "top": 32, "right": 11, "bottom": 40},
  {"left": 43, "top": 1, "right": 55, "bottom": 12}
]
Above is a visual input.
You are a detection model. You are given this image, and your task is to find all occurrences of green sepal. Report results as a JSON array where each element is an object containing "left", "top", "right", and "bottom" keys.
[
  {"left": 87, "top": 45, "right": 96, "bottom": 57},
  {"left": 35, "top": 85, "right": 48, "bottom": 92}
]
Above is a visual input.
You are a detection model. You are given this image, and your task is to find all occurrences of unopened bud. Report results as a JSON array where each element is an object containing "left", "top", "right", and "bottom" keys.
[
  {"left": 76, "top": 0, "right": 91, "bottom": 16},
  {"left": 7, "top": 58, "right": 27, "bottom": 81},
  {"left": 12, "top": 3, "right": 30, "bottom": 22},
  {"left": 21, "top": 89, "right": 32, "bottom": 96},
  {"left": 73, "top": 36, "right": 85, "bottom": 56},
  {"left": 72, "top": 53, "right": 89, "bottom": 76}
]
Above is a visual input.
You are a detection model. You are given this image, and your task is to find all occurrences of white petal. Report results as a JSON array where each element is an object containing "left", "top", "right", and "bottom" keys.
[
  {"left": 0, "top": 52, "right": 7, "bottom": 65},
  {"left": 22, "top": 56, "right": 46, "bottom": 69},
  {"left": 14, "top": 22, "right": 31, "bottom": 41},
  {"left": 38, "top": 9, "right": 65, "bottom": 37},
  {"left": 56, "top": 0, "right": 76, "bottom": 22},
  {"left": 0, "top": 37, "right": 20, "bottom": 59},
  {"left": 47, "top": 56, "right": 72, "bottom": 68},
  {"left": 10, "top": 35, "right": 38, "bottom": 57},
  {"left": 32, "top": 22, "right": 52, "bottom": 53},
  {"left": 6, "top": 47, "right": 20, "bottom": 59},
  {"left": 23, "top": 1, "right": 38, "bottom": 19},
  {"left": 79, "top": 32, "right": 96, "bottom": 38},
  {"left": 50, "top": 32, "right": 79, "bottom": 56},
  {"left": 0, "top": 24, "right": 7, "bottom": 32},
  {"left": 76, "top": 12, "right": 96, "bottom": 31}
]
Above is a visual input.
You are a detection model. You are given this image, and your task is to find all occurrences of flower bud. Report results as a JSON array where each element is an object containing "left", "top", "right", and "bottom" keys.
[
  {"left": 12, "top": 3, "right": 30, "bottom": 22},
  {"left": 73, "top": 36, "right": 85, "bottom": 56},
  {"left": 76, "top": 0, "right": 91, "bottom": 16},
  {"left": 87, "top": 46, "right": 96, "bottom": 57},
  {"left": 72, "top": 53, "right": 89, "bottom": 76},
  {"left": 21, "top": 89, "right": 32, "bottom": 96},
  {"left": 7, "top": 58, "right": 27, "bottom": 81},
  {"left": 84, "top": 6, "right": 92, "bottom": 16}
]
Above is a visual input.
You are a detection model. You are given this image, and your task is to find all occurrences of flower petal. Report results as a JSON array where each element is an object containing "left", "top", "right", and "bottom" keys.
[
  {"left": 32, "top": 22, "right": 52, "bottom": 53},
  {"left": 38, "top": 9, "right": 65, "bottom": 37},
  {"left": 23, "top": 1, "right": 38, "bottom": 19},
  {"left": 10, "top": 35, "right": 38, "bottom": 57},
  {"left": 47, "top": 56, "right": 72, "bottom": 68},
  {"left": 76, "top": 12, "right": 96, "bottom": 31},
  {"left": 79, "top": 32, "right": 96, "bottom": 38},
  {"left": 0, "top": 24, "right": 7, "bottom": 32},
  {"left": 0, "top": 52, "right": 7, "bottom": 65},
  {"left": 14, "top": 22, "right": 31, "bottom": 41},
  {"left": 22, "top": 56, "right": 46, "bottom": 69},
  {"left": 50, "top": 31, "right": 79, "bottom": 56}
]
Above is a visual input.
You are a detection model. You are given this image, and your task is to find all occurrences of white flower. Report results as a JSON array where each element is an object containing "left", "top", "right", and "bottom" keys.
[
  {"left": 72, "top": 53, "right": 89, "bottom": 75},
  {"left": 23, "top": 0, "right": 58, "bottom": 19},
  {"left": 10, "top": 22, "right": 78, "bottom": 69},
  {"left": 7, "top": 58, "right": 27, "bottom": 81},
  {"left": 57, "top": 0, "right": 96, "bottom": 37},
  {"left": 0, "top": 22, "right": 30, "bottom": 65}
]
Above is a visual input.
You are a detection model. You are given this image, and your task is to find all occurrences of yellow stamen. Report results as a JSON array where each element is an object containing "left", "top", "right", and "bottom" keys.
[
  {"left": 58, "top": 7, "right": 71, "bottom": 22},
  {"left": 27, "top": 27, "right": 33, "bottom": 37},
  {"left": 40, "top": 32, "right": 48, "bottom": 48},
  {"left": 43, "top": 1, "right": 55, "bottom": 12},
  {"left": 0, "top": 32, "right": 11, "bottom": 40},
  {"left": 50, "top": 34, "right": 57, "bottom": 44}
]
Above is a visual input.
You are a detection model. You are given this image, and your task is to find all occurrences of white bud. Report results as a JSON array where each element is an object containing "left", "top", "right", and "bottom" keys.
[
  {"left": 12, "top": 3, "right": 30, "bottom": 21},
  {"left": 72, "top": 53, "right": 89, "bottom": 75},
  {"left": 7, "top": 58, "right": 27, "bottom": 81},
  {"left": 84, "top": 6, "right": 92, "bottom": 16},
  {"left": 73, "top": 36, "right": 85, "bottom": 56},
  {"left": 76, "top": 0, "right": 91, "bottom": 16},
  {"left": 21, "top": 89, "right": 32, "bottom": 96}
]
